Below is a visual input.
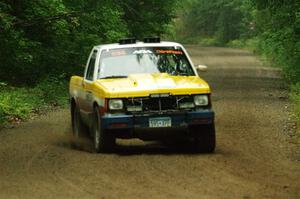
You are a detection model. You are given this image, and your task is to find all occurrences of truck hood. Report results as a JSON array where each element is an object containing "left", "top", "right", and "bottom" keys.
[{"left": 95, "top": 73, "right": 211, "bottom": 98}]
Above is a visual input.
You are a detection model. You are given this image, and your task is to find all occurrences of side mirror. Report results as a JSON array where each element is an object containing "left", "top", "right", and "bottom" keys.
[{"left": 195, "top": 64, "right": 208, "bottom": 72}]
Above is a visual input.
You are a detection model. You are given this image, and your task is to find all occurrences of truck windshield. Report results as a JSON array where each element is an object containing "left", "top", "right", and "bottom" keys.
[{"left": 98, "top": 47, "right": 195, "bottom": 79}]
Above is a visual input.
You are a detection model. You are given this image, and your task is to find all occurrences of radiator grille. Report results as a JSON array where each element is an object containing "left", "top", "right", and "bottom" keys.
[{"left": 125, "top": 95, "right": 193, "bottom": 112}]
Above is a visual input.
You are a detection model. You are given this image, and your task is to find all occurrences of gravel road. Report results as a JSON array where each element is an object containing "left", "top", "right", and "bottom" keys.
[{"left": 1, "top": 46, "right": 299, "bottom": 199}]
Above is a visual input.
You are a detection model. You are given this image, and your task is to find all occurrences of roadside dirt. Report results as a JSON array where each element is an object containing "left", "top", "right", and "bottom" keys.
[{"left": 1, "top": 47, "right": 299, "bottom": 199}]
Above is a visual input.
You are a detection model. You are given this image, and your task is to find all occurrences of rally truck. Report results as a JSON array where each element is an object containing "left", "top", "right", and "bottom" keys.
[{"left": 69, "top": 38, "right": 215, "bottom": 153}]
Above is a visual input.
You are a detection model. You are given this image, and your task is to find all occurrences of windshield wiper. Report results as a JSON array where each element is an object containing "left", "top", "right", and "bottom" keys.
[{"left": 100, "top": 75, "right": 128, "bottom": 79}]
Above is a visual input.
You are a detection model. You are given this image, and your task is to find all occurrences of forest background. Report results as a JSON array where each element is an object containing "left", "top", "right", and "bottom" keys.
[{"left": 0, "top": 0, "right": 299, "bottom": 125}]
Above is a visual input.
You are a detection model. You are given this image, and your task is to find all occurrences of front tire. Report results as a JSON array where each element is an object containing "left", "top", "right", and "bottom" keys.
[
  {"left": 190, "top": 124, "right": 216, "bottom": 153},
  {"left": 92, "top": 107, "right": 115, "bottom": 153},
  {"left": 71, "top": 103, "right": 88, "bottom": 138}
]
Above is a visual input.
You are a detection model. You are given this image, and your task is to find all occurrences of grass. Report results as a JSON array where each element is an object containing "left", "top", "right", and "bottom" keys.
[
  {"left": 290, "top": 83, "right": 300, "bottom": 121},
  {"left": 0, "top": 76, "right": 69, "bottom": 127},
  {"left": 289, "top": 83, "right": 300, "bottom": 149}
]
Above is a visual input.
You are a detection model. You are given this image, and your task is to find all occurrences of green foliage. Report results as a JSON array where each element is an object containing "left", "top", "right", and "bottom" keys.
[
  {"left": 0, "top": 77, "right": 68, "bottom": 125},
  {"left": 34, "top": 75, "right": 69, "bottom": 106},
  {"left": 0, "top": 0, "right": 178, "bottom": 86},
  {"left": 174, "top": 35, "right": 216, "bottom": 46},
  {"left": 227, "top": 40, "right": 246, "bottom": 49},
  {"left": 0, "top": 0, "right": 70, "bottom": 85},
  {"left": 198, "top": 38, "right": 219, "bottom": 47},
  {"left": 0, "top": 0, "right": 178, "bottom": 125},
  {"left": 244, "top": 38, "right": 260, "bottom": 52},
  {"left": 251, "top": 0, "right": 300, "bottom": 83},
  {"left": 174, "top": 0, "right": 253, "bottom": 45},
  {"left": 121, "top": 0, "right": 179, "bottom": 38},
  {"left": 0, "top": 85, "right": 41, "bottom": 123},
  {"left": 227, "top": 38, "right": 260, "bottom": 51},
  {"left": 290, "top": 83, "right": 300, "bottom": 120},
  {"left": 176, "top": 0, "right": 299, "bottom": 85}
]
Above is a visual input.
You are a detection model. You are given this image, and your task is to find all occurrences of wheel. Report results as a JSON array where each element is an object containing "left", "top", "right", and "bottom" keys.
[
  {"left": 190, "top": 124, "right": 216, "bottom": 153},
  {"left": 71, "top": 103, "right": 88, "bottom": 138},
  {"left": 92, "top": 107, "right": 115, "bottom": 153}
]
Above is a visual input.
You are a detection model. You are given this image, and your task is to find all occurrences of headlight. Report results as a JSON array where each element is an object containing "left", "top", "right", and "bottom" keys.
[
  {"left": 194, "top": 95, "right": 209, "bottom": 106},
  {"left": 109, "top": 99, "right": 123, "bottom": 110}
]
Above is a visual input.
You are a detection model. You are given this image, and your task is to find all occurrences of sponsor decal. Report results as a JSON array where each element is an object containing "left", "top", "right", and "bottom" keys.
[
  {"left": 111, "top": 50, "right": 127, "bottom": 56},
  {"left": 156, "top": 50, "right": 183, "bottom": 55},
  {"left": 133, "top": 50, "right": 153, "bottom": 54}
]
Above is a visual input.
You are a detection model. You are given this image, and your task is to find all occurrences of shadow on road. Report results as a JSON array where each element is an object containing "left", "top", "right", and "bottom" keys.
[{"left": 56, "top": 136, "right": 217, "bottom": 156}]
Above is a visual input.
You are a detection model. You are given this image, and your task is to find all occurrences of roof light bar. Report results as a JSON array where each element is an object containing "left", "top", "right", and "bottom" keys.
[
  {"left": 144, "top": 37, "right": 160, "bottom": 43},
  {"left": 119, "top": 38, "right": 137, "bottom": 45}
]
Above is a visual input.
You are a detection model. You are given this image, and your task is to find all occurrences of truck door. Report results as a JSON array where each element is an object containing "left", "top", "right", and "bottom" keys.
[{"left": 80, "top": 50, "right": 98, "bottom": 115}]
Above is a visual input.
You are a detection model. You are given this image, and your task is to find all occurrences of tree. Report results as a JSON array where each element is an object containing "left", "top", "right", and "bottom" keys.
[
  {"left": 176, "top": 0, "right": 250, "bottom": 45},
  {"left": 120, "top": 0, "right": 179, "bottom": 38},
  {"left": 0, "top": 0, "right": 179, "bottom": 85},
  {"left": 251, "top": 0, "right": 300, "bottom": 83}
]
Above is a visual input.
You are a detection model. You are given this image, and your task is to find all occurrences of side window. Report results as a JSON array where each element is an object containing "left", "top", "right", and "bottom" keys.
[{"left": 85, "top": 51, "right": 97, "bottom": 81}]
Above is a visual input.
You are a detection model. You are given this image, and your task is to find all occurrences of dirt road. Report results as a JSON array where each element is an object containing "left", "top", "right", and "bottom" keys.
[{"left": 1, "top": 47, "right": 299, "bottom": 199}]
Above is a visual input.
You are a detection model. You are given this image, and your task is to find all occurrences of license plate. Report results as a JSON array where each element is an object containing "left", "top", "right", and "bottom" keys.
[{"left": 149, "top": 117, "right": 172, "bottom": 128}]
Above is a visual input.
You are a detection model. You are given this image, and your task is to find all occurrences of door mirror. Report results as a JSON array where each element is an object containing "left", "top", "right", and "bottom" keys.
[{"left": 195, "top": 64, "right": 208, "bottom": 72}]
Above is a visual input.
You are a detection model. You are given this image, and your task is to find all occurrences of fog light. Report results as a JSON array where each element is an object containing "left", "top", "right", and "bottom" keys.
[
  {"left": 127, "top": 106, "right": 142, "bottom": 112},
  {"left": 179, "top": 102, "right": 195, "bottom": 109}
]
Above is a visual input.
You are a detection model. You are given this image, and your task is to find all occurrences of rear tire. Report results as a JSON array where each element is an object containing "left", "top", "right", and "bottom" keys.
[
  {"left": 190, "top": 124, "right": 216, "bottom": 153},
  {"left": 92, "top": 107, "right": 115, "bottom": 153}
]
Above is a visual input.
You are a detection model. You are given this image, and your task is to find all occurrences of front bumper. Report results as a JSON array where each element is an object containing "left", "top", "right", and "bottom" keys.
[{"left": 101, "top": 109, "right": 214, "bottom": 132}]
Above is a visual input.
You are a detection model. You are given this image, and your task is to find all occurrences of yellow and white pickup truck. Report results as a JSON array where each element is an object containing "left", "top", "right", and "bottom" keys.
[{"left": 69, "top": 38, "right": 215, "bottom": 153}]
